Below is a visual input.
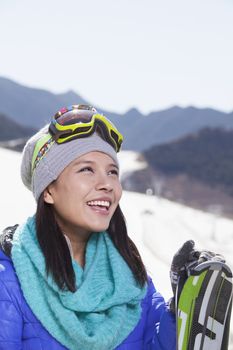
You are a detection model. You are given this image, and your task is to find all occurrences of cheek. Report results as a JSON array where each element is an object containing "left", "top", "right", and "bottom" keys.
[
  {"left": 50, "top": 182, "right": 79, "bottom": 211},
  {"left": 52, "top": 191, "right": 83, "bottom": 226}
]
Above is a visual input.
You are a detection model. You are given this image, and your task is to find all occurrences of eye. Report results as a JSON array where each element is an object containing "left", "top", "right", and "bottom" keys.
[
  {"left": 108, "top": 169, "right": 119, "bottom": 176},
  {"left": 79, "top": 166, "right": 93, "bottom": 173}
]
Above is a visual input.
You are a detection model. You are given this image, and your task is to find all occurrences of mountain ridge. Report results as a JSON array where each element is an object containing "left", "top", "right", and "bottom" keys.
[{"left": 0, "top": 76, "right": 233, "bottom": 151}]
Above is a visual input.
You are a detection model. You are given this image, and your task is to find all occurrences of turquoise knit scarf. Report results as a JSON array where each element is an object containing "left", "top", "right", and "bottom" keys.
[{"left": 12, "top": 216, "right": 146, "bottom": 350}]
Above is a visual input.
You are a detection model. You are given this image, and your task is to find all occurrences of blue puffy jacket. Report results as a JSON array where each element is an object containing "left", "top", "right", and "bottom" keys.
[{"left": 0, "top": 245, "right": 176, "bottom": 349}]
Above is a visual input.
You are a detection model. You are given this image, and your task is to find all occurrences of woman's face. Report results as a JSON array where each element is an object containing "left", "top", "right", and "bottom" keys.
[{"left": 44, "top": 151, "right": 122, "bottom": 237}]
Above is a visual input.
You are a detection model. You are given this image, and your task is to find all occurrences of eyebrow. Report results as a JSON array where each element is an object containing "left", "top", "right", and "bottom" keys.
[{"left": 72, "top": 160, "right": 119, "bottom": 169}]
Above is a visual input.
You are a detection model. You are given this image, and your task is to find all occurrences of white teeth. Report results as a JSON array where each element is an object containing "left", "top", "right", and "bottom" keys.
[{"left": 87, "top": 200, "right": 110, "bottom": 208}]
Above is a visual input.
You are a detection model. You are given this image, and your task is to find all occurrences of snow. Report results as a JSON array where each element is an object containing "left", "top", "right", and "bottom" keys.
[
  {"left": 118, "top": 150, "right": 147, "bottom": 176},
  {"left": 1, "top": 147, "right": 233, "bottom": 345}
]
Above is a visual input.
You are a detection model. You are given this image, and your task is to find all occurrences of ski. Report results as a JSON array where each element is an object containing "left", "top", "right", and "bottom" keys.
[{"left": 176, "top": 260, "right": 233, "bottom": 350}]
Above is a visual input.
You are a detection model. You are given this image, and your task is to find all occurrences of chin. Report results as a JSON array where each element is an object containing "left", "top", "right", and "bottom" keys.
[
  {"left": 85, "top": 217, "right": 112, "bottom": 233},
  {"left": 90, "top": 223, "right": 110, "bottom": 233}
]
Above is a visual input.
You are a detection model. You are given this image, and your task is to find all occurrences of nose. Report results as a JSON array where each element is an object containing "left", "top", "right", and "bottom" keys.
[{"left": 95, "top": 173, "right": 113, "bottom": 192}]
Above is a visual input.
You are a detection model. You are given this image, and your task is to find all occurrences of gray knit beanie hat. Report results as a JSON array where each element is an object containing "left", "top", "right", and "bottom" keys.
[{"left": 21, "top": 124, "right": 119, "bottom": 201}]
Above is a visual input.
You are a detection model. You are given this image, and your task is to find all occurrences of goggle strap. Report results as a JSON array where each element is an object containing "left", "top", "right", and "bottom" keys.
[{"left": 31, "top": 133, "right": 54, "bottom": 173}]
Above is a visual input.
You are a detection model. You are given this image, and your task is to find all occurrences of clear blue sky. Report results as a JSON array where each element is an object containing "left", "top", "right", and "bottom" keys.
[{"left": 1, "top": 0, "right": 233, "bottom": 114}]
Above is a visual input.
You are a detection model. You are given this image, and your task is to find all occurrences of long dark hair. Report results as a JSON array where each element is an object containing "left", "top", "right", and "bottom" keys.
[{"left": 36, "top": 195, "right": 147, "bottom": 292}]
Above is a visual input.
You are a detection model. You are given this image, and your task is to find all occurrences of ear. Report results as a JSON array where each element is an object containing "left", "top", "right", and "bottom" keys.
[{"left": 43, "top": 186, "right": 54, "bottom": 204}]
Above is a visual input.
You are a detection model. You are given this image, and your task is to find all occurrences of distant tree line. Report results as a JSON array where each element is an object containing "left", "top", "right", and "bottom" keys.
[{"left": 144, "top": 128, "right": 233, "bottom": 196}]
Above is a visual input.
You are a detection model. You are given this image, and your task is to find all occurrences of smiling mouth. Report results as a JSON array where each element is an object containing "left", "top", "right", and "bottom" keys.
[{"left": 86, "top": 200, "right": 111, "bottom": 212}]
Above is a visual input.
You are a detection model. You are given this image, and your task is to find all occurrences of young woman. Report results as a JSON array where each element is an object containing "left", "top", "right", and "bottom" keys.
[{"left": 0, "top": 104, "right": 182, "bottom": 349}]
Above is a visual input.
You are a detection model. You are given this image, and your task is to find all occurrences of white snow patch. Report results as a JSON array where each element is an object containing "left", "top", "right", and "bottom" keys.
[{"left": 118, "top": 150, "right": 147, "bottom": 179}]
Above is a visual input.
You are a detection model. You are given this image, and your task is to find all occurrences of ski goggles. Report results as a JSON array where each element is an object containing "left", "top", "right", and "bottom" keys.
[{"left": 48, "top": 104, "right": 123, "bottom": 153}]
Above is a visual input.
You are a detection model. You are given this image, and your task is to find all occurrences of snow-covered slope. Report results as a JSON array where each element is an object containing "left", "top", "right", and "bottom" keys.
[{"left": 1, "top": 147, "right": 233, "bottom": 344}]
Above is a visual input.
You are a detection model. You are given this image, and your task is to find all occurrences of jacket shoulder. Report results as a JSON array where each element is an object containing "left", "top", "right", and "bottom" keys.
[
  {"left": 0, "top": 228, "right": 25, "bottom": 321},
  {"left": 0, "top": 249, "right": 18, "bottom": 282},
  {"left": 0, "top": 248, "right": 24, "bottom": 311}
]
